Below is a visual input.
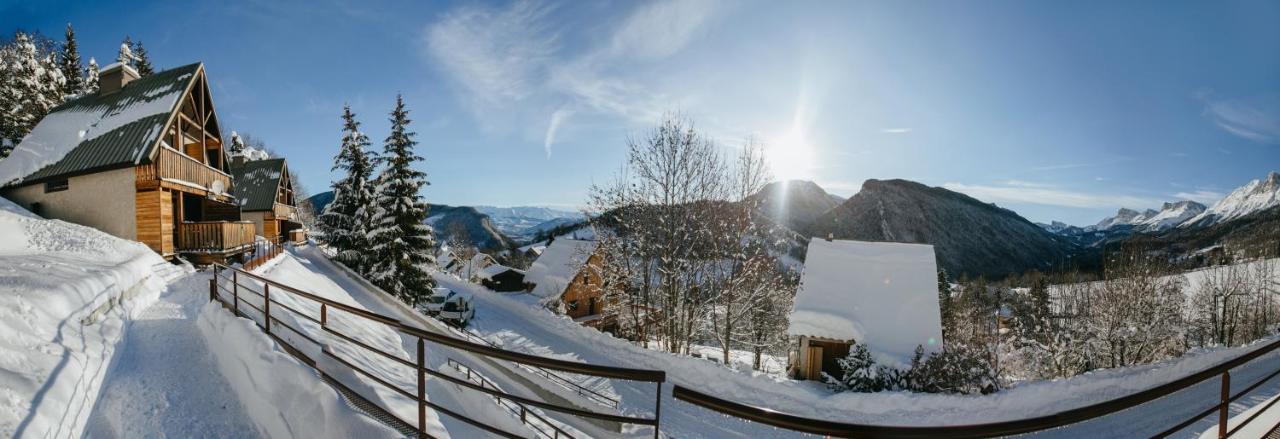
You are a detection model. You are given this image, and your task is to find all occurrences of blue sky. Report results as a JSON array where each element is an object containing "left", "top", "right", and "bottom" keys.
[{"left": 3, "top": 0, "right": 1278, "bottom": 225}]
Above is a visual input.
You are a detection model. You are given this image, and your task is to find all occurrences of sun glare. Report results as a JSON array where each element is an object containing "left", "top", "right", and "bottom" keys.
[{"left": 767, "top": 130, "right": 816, "bottom": 181}]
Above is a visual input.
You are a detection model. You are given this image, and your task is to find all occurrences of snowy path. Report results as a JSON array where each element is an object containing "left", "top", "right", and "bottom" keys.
[{"left": 84, "top": 271, "right": 258, "bottom": 438}]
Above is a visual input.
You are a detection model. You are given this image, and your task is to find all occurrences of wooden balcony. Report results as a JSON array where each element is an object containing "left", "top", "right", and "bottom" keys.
[
  {"left": 177, "top": 221, "right": 255, "bottom": 254},
  {"left": 272, "top": 202, "right": 297, "bottom": 221},
  {"left": 137, "top": 146, "right": 233, "bottom": 201}
]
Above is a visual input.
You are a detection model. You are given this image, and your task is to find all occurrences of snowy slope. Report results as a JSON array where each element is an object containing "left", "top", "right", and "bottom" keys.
[
  {"left": 1184, "top": 171, "right": 1280, "bottom": 228},
  {"left": 0, "top": 198, "right": 168, "bottom": 437}
]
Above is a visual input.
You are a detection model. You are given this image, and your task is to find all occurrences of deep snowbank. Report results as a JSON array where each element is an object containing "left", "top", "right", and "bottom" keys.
[
  {"left": 0, "top": 198, "right": 167, "bottom": 437},
  {"left": 195, "top": 300, "right": 397, "bottom": 438}
]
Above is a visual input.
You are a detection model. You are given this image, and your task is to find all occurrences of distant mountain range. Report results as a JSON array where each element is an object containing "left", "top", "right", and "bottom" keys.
[{"left": 307, "top": 170, "right": 1279, "bottom": 278}]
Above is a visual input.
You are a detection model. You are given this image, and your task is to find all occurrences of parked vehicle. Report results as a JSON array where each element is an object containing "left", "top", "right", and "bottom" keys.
[
  {"left": 438, "top": 292, "right": 476, "bottom": 326},
  {"left": 423, "top": 287, "right": 452, "bottom": 316}
]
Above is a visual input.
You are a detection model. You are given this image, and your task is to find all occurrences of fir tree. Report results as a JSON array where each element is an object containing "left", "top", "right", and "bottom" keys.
[
  {"left": 0, "top": 32, "right": 65, "bottom": 155},
  {"left": 367, "top": 96, "right": 437, "bottom": 305},
  {"left": 131, "top": 40, "right": 154, "bottom": 76},
  {"left": 83, "top": 57, "right": 99, "bottom": 95},
  {"left": 318, "top": 105, "right": 378, "bottom": 273},
  {"left": 59, "top": 23, "right": 84, "bottom": 97},
  {"left": 825, "top": 342, "right": 890, "bottom": 392},
  {"left": 937, "top": 267, "right": 953, "bottom": 338}
]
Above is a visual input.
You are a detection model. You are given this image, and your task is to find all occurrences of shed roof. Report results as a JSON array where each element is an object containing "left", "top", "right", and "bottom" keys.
[
  {"left": 524, "top": 239, "right": 597, "bottom": 299},
  {"left": 787, "top": 239, "right": 943, "bottom": 364},
  {"left": 0, "top": 63, "right": 202, "bottom": 187},
  {"left": 230, "top": 158, "right": 286, "bottom": 211}
]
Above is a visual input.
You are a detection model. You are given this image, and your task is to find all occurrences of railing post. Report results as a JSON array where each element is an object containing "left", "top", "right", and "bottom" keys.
[
  {"left": 1219, "top": 371, "right": 1230, "bottom": 438},
  {"left": 208, "top": 278, "right": 216, "bottom": 302},
  {"left": 417, "top": 337, "right": 426, "bottom": 439},
  {"left": 233, "top": 270, "right": 240, "bottom": 316},
  {"left": 654, "top": 381, "right": 662, "bottom": 439},
  {"left": 264, "top": 283, "right": 271, "bottom": 333},
  {"left": 320, "top": 303, "right": 327, "bottom": 327}
]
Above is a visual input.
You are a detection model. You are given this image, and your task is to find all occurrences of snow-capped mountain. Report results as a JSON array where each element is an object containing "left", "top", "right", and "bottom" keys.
[
  {"left": 1182, "top": 171, "right": 1280, "bottom": 228},
  {"left": 748, "top": 180, "right": 845, "bottom": 230},
  {"left": 1086, "top": 201, "right": 1207, "bottom": 233},
  {"left": 473, "top": 206, "right": 585, "bottom": 241}
]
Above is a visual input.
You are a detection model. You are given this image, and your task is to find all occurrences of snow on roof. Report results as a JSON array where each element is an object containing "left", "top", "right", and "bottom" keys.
[
  {"left": 0, "top": 64, "right": 196, "bottom": 187},
  {"left": 524, "top": 239, "right": 598, "bottom": 299},
  {"left": 787, "top": 238, "right": 943, "bottom": 364},
  {"left": 475, "top": 263, "right": 522, "bottom": 280}
]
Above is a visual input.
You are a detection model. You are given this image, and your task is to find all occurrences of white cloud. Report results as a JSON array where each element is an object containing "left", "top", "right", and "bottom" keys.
[
  {"left": 880, "top": 128, "right": 911, "bottom": 134},
  {"left": 424, "top": 0, "right": 723, "bottom": 151},
  {"left": 424, "top": 1, "right": 558, "bottom": 105},
  {"left": 943, "top": 182, "right": 1164, "bottom": 209},
  {"left": 543, "top": 108, "right": 572, "bottom": 158},
  {"left": 1200, "top": 92, "right": 1280, "bottom": 144},
  {"left": 1173, "top": 190, "right": 1224, "bottom": 205}
]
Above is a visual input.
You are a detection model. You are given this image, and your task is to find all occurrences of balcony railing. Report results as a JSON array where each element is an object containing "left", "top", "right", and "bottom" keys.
[
  {"left": 137, "top": 146, "right": 232, "bottom": 195},
  {"left": 178, "top": 221, "right": 255, "bottom": 253},
  {"left": 272, "top": 202, "right": 297, "bottom": 220}
]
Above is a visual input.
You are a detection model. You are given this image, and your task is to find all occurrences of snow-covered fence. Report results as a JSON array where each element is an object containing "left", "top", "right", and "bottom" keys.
[
  {"left": 208, "top": 263, "right": 666, "bottom": 438},
  {"left": 671, "top": 337, "right": 1280, "bottom": 438}
]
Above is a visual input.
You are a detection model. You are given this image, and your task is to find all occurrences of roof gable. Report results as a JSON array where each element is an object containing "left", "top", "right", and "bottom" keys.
[
  {"left": 787, "top": 239, "right": 943, "bottom": 364},
  {"left": 230, "top": 158, "right": 287, "bottom": 211},
  {"left": 0, "top": 63, "right": 203, "bottom": 187}
]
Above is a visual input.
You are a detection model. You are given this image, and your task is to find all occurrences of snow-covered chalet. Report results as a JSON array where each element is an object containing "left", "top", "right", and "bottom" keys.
[
  {"left": 523, "top": 238, "right": 615, "bottom": 331},
  {"left": 0, "top": 62, "right": 297, "bottom": 262},
  {"left": 787, "top": 238, "right": 944, "bottom": 380}
]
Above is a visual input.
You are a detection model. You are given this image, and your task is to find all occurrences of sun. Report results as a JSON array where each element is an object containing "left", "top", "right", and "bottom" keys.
[{"left": 767, "top": 129, "right": 816, "bottom": 181}]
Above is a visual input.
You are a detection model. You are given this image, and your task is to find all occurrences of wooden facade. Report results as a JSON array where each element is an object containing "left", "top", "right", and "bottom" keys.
[
  {"left": 793, "top": 336, "right": 853, "bottom": 381},
  {"left": 560, "top": 253, "right": 613, "bottom": 325}
]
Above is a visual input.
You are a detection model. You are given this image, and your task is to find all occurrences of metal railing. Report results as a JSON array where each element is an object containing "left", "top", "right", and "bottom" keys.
[
  {"left": 672, "top": 339, "right": 1280, "bottom": 438},
  {"left": 242, "top": 236, "right": 283, "bottom": 271},
  {"left": 446, "top": 358, "right": 575, "bottom": 439},
  {"left": 209, "top": 263, "right": 665, "bottom": 439},
  {"left": 445, "top": 325, "right": 621, "bottom": 410}
]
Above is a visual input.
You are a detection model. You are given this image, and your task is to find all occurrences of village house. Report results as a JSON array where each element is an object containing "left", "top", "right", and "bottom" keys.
[
  {"left": 787, "top": 238, "right": 944, "bottom": 381},
  {"left": 229, "top": 157, "right": 303, "bottom": 243},
  {"left": 0, "top": 62, "right": 256, "bottom": 262},
  {"left": 523, "top": 239, "right": 616, "bottom": 331},
  {"left": 475, "top": 264, "right": 526, "bottom": 292}
]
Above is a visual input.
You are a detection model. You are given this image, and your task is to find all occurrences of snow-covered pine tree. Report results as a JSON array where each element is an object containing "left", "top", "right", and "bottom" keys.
[
  {"left": 131, "top": 40, "right": 154, "bottom": 76},
  {"left": 367, "top": 96, "right": 436, "bottom": 305},
  {"left": 317, "top": 105, "right": 378, "bottom": 273},
  {"left": 0, "top": 32, "right": 65, "bottom": 156},
  {"left": 59, "top": 23, "right": 84, "bottom": 98},
  {"left": 825, "top": 342, "right": 893, "bottom": 392},
  {"left": 83, "top": 57, "right": 99, "bottom": 95},
  {"left": 228, "top": 131, "right": 246, "bottom": 155}
]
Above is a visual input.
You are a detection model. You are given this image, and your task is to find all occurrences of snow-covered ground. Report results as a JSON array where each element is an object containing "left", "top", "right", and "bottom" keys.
[{"left": 0, "top": 198, "right": 168, "bottom": 437}]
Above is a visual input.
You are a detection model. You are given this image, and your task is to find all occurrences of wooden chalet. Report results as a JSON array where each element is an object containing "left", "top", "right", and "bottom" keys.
[
  {"left": 524, "top": 239, "right": 617, "bottom": 332},
  {"left": 476, "top": 264, "right": 526, "bottom": 292},
  {"left": 787, "top": 238, "right": 943, "bottom": 381},
  {"left": 230, "top": 157, "right": 303, "bottom": 243},
  {"left": 0, "top": 62, "right": 254, "bottom": 262}
]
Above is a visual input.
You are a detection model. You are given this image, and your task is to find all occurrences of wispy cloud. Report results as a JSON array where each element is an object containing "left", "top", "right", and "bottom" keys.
[
  {"left": 424, "top": 0, "right": 723, "bottom": 156},
  {"left": 881, "top": 128, "right": 911, "bottom": 134},
  {"left": 1173, "top": 190, "right": 1224, "bottom": 205},
  {"left": 943, "top": 182, "right": 1164, "bottom": 209},
  {"left": 1200, "top": 92, "right": 1280, "bottom": 144}
]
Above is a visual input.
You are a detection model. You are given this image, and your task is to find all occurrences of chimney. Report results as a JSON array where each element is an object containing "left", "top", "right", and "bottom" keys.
[{"left": 98, "top": 63, "right": 140, "bottom": 95}]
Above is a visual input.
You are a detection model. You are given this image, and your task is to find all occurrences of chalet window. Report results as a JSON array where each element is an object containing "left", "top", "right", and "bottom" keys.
[
  {"left": 44, "top": 179, "right": 68, "bottom": 193},
  {"left": 581, "top": 273, "right": 590, "bottom": 285},
  {"left": 567, "top": 300, "right": 579, "bottom": 312}
]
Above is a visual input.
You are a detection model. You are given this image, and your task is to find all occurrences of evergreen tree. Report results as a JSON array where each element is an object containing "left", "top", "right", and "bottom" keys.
[
  {"left": 131, "top": 40, "right": 154, "bottom": 76},
  {"left": 367, "top": 96, "right": 437, "bottom": 305},
  {"left": 0, "top": 32, "right": 65, "bottom": 155},
  {"left": 937, "top": 267, "right": 953, "bottom": 337},
  {"left": 825, "top": 342, "right": 891, "bottom": 392},
  {"left": 318, "top": 105, "right": 378, "bottom": 273},
  {"left": 83, "top": 57, "right": 99, "bottom": 95},
  {"left": 228, "top": 131, "right": 246, "bottom": 155},
  {"left": 59, "top": 23, "right": 84, "bottom": 97}
]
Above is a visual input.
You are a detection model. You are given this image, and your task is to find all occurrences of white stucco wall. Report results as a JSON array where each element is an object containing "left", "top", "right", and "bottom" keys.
[
  {"left": 2, "top": 168, "right": 138, "bottom": 240},
  {"left": 241, "top": 211, "right": 267, "bottom": 238}
]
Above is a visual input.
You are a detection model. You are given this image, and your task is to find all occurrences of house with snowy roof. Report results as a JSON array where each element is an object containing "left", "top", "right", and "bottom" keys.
[
  {"left": 474, "top": 264, "right": 526, "bottom": 292},
  {"left": 787, "top": 238, "right": 944, "bottom": 381},
  {"left": 229, "top": 157, "right": 303, "bottom": 243},
  {"left": 523, "top": 239, "right": 614, "bottom": 329},
  {"left": 0, "top": 62, "right": 256, "bottom": 261}
]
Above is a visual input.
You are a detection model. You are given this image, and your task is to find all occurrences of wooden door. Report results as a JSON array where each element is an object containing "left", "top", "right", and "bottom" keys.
[{"left": 806, "top": 346, "right": 823, "bottom": 380}]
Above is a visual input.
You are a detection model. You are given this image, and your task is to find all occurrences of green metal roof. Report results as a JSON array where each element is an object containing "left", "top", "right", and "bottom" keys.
[
  {"left": 230, "top": 158, "right": 287, "bottom": 211},
  {"left": 0, "top": 63, "right": 201, "bottom": 187}
]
